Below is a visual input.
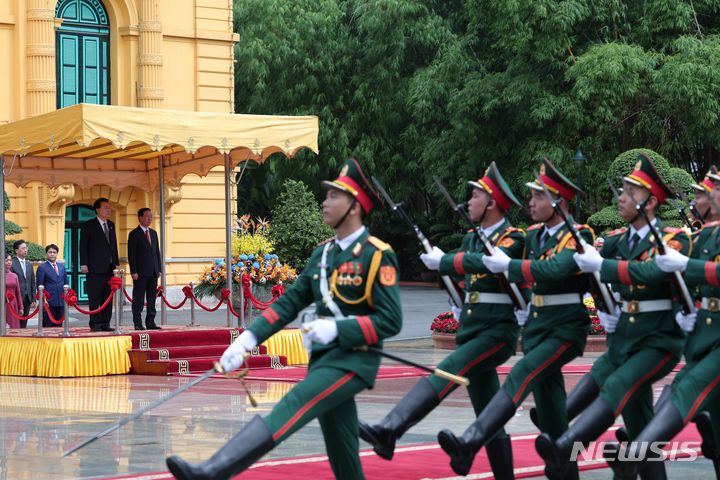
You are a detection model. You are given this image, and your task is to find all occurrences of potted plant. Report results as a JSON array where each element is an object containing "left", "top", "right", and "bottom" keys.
[{"left": 430, "top": 311, "right": 459, "bottom": 350}]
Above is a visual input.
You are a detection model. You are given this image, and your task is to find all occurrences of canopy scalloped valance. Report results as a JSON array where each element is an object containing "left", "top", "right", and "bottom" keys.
[{"left": 0, "top": 104, "right": 319, "bottom": 191}]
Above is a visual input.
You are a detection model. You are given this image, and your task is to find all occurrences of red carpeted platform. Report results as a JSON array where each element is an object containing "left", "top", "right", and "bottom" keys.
[
  {"left": 127, "top": 327, "right": 287, "bottom": 375},
  {"left": 103, "top": 425, "right": 704, "bottom": 480}
]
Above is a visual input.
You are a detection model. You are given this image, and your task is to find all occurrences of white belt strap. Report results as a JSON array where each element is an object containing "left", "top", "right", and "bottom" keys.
[
  {"left": 531, "top": 293, "right": 582, "bottom": 307},
  {"left": 319, "top": 242, "right": 344, "bottom": 318},
  {"left": 464, "top": 292, "right": 513, "bottom": 305},
  {"left": 620, "top": 299, "right": 673, "bottom": 314}
]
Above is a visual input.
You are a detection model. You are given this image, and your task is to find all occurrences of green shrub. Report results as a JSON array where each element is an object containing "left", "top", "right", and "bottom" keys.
[
  {"left": 5, "top": 240, "right": 46, "bottom": 261},
  {"left": 269, "top": 179, "right": 334, "bottom": 270}
]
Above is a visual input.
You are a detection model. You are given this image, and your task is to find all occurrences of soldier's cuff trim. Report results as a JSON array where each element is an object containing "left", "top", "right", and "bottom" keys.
[
  {"left": 356, "top": 315, "right": 378, "bottom": 345},
  {"left": 618, "top": 261, "right": 631, "bottom": 285},
  {"left": 453, "top": 253, "right": 466, "bottom": 275},
  {"left": 262, "top": 308, "right": 279, "bottom": 325},
  {"left": 521, "top": 260, "right": 533, "bottom": 283},
  {"left": 705, "top": 262, "right": 720, "bottom": 288}
]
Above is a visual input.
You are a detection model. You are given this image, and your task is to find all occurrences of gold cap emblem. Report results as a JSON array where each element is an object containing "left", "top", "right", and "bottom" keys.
[
  {"left": 339, "top": 164, "right": 349, "bottom": 176},
  {"left": 634, "top": 160, "right": 642, "bottom": 170},
  {"left": 539, "top": 164, "right": 546, "bottom": 175}
]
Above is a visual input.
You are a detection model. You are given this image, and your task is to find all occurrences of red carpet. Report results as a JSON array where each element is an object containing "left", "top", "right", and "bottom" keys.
[{"left": 103, "top": 425, "right": 703, "bottom": 480}]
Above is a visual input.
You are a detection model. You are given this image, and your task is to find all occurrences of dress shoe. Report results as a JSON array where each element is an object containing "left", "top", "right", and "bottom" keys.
[
  {"left": 146, "top": 324, "right": 161, "bottom": 330},
  {"left": 90, "top": 326, "right": 102, "bottom": 332},
  {"left": 134, "top": 325, "right": 146, "bottom": 330},
  {"left": 100, "top": 325, "right": 115, "bottom": 332}
]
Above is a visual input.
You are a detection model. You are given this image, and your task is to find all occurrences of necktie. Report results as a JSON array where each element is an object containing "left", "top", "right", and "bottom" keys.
[
  {"left": 52, "top": 263, "right": 58, "bottom": 275},
  {"left": 103, "top": 222, "right": 110, "bottom": 243},
  {"left": 628, "top": 233, "right": 641, "bottom": 251},
  {"left": 145, "top": 229, "right": 151, "bottom": 245},
  {"left": 20, "top": 259, "right": 26, "bottom": 277},
  {"left": 539, "top": 229, "right": 549, "bottom": 249}
]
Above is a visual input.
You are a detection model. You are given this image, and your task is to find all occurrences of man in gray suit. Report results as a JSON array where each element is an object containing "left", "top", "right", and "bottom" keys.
[{"left": 11, "top": 240, "right": 36, "bottom": 328}]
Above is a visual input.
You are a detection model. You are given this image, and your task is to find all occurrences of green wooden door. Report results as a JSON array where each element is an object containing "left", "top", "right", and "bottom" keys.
[
  {"left": 55, "top": 0, "right": 110, "bottom": 108},
  {"left": 64, "top": 205, "right": 96, "bottom": 304}
]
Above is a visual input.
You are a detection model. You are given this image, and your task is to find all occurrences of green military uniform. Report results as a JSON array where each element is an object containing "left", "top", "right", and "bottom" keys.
[
  {"left": 359, "top": 162, "right": 523, "bottom": 479},
  {"left": 503, "top": 218, "right": 593, "bottom": 434},
  {"left": 436, "top": 158, "right": 591, "bottom": 478},
  {"left": 536, "top": 153, "right": 686, "bottom": 480},
  {"left": 166, "top": 159, "right": 401, "bottom": 480},
  {"left": 590, "top": 222, "right": 687, "bottom": 435}
]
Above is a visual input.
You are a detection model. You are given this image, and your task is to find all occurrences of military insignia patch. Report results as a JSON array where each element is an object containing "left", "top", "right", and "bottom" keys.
[
  {"left": 667, "top": 240, "right": 683, "bottom": 252},
  {"left": 379, "top": 266, "right": 397, "bottom": 286},
  {"left": 498, "top": 238, "right": 515, "bottom": 248},
  {"left": 635, "top": 160, "right": 642, "bottom": 170},
  {"left": 539, "top": 164, "right": 546, "bottom": 175}
]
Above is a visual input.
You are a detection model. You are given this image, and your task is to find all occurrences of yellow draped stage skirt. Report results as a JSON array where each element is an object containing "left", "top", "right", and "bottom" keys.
[
  {"left": 261, "top": 329, "right": 308, "bottom": 365},
  {"left": 0, "top": 336, "right": 132, "bottom": 377}
]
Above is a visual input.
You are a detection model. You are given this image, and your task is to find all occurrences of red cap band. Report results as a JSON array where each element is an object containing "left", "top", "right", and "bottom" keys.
[
  {"left": 541, "top": 174, "right": 575, "bottom": 201},
  {"left": 629, "top": 170, "right": 668, "bottom": 204},
  {"left": 335, "top": 175, "right": 374, "bottom": 214},
  {"left": 480, "top": 176, "right": 510, "bottom": 211}
]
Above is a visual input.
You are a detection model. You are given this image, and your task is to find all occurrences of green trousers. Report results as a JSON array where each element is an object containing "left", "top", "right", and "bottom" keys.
[
  {"left": 672, "top": 346, "right": 720, "bottom": 443},
  {"left": 263, "top": 366, "right": 368, "bottom": 480},
  {"left": 590, "top": 348, "right": 678, "bottom": 439},
  {"left": 501, "top": 336, "right": 581, "bottom": 439},
  {"left": 429, "top": 335, "right": 514, "bottom": 437}
]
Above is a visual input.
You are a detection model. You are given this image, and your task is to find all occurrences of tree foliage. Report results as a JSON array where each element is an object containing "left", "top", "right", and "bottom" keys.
[{"left": 233, "top": 0, "right": 720, "bottom": 274}]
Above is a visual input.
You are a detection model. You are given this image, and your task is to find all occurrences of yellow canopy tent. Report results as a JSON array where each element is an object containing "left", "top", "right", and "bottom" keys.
[{"left": 0, "top": 104, "right": 319, "bottom": 334}]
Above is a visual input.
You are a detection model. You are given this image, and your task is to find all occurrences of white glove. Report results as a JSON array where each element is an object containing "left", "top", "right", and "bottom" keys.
[
  {"left": 482, "top": 248, "right": 511, "bottom": 273},
  {"left": 220, "top": 330, "right": 258, "bottom": 372},
  {"left": 675, "top": 311, "right": 697, "bottom": 332},
  {"left": 655, "top": 248, "right": 690, "bottom": 273},
  {"left": 598, "top": 307, "right": 620, "bottom": 334},
  {"left": 451, "top": 306, "right": 462, "bottom": 322},
  {"left": 514, "top": 304, "right": 531, "bottom": 326},
  {"left": 304, "top": 319, "right": 339, "bottom": 344},
  {"left": 420, "top": 246, "right": 445, "bottom": 271},
  {"left": 573, "top": 248, "right": 603, "bottom": 273}
]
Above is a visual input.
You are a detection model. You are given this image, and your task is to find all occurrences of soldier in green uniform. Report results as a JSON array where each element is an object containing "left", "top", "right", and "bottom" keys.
[
  {"left": 437, "top": 158, "right": 592, "bottom": 479},
  {"left": 165, "top": 158, "right": 402, "bottom": 480},
  {"left": 540, "top": 154, "right": 690, "bottom": 480},
  {"left": 602, "top": 168, "right": 720, "bottom": 479},
  {"left": 358, "top": 162, "right": 524, "bottom": 479}
]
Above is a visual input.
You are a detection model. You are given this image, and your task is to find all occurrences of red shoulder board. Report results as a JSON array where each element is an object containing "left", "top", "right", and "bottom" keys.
[
  {"left": 467, "top": 228, "right": 474, "bottom": 233},
  {"left": 662, "top": 227, "right": 683, "bottom": 234},
  {"left": 703, "top": 220, "right": 720, "bottom": 229},
  {"left": 606, "top": 227, "right": 627, "bottom": 237},
  {"left": 527, "top": 223, "right": 543, "bottom": 231}
]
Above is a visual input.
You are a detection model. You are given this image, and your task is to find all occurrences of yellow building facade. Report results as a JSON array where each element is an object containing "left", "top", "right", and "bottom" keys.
[{"left": 0, "top": 0, "right": 239, "bottom": 294}]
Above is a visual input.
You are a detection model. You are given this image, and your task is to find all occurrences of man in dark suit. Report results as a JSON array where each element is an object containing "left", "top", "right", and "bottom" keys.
[
  {"left": 80, "top": 197, "right": 119, "bottom": 332},
  {"left": 36, "top": 244, "right": 68, "bottom": 328},
  {"left": 127, "top": 208, "right": 162, "bottom": 330},
  {"left": 11, "top": 240, "right": 36, "bottom": 328}
]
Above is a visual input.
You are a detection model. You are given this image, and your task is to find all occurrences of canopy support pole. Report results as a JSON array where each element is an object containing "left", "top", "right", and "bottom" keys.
[
  {"left": 224, "top": 153, "right": 240, "bottom": 326},
  {"left": 159, "top": 156, "right": 167, "bottom": 325},
  {"left": 0, "top": 155, "right": 5, "bottom": 336}
]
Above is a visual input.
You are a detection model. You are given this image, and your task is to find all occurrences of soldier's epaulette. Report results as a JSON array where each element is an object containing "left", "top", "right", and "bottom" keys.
[
  {"left": 662, "top": 227, "right": 684, "bottom": 234},
  {"left": 703, "top": 220, "right": 720, "bottom": 229},
  {"left": 527, "top": 223, "right": 543, "bottom": 231},
  {"left": 606, "top": 227, "right": 627, "bottom": 237},
  {"left": 367, "top": 236, "right": 392, "bottom": 252},
  {"left": 315, "top": 236, "right": 335, "bottom": 247},
  {"left": 467, "top": 228, "right": 474, "bottom": 233}
]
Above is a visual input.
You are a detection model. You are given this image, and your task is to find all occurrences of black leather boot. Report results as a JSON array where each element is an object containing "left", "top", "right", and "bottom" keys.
[
  {"left": 535, "top": 397, "right": 615, "bottom": 480},
  {"left": 694, "top": 411, "right": 720, "bottom": 479},
  {"left": 166, "top": 415, "right": 274, "bottom": 480},
  {"left": 530, "top": 374, "right": 599, "bottom": 430},
  {"left": 485, "top": 434, "right": 515, "bottom": 480},
  {"left": 359, "top": 378, "right": 439, "bottom": 460},
  {"left": 438, "top": 389, "right": 516, "bottom": 476},
  {"left": 605, "top": 401, "right": 684, "bottom": 480}
]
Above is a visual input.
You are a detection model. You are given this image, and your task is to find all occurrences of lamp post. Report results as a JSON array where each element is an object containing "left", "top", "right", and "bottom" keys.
[{"left": 572, "top": 149, "right": 586, "bottom": 222}]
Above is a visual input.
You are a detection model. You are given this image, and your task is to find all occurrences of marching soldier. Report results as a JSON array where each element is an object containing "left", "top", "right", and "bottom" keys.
[
  {"left": 690, "top": 166, "right": 720, "bottom": 225},
  {"left": 603, "top": 167, "right": 720, "bottom": 479},
  {"left": 543, "top": 153, "right": 690, "bottom": 480},
  {"left": 436, "top": 158, "right": 592, "bottom": 479},
  {"left": 166, "top": 158, "right": 402, "bottom": 480},
  {"left": 358, "top": 162, "right": 524, "bottom": 479}
]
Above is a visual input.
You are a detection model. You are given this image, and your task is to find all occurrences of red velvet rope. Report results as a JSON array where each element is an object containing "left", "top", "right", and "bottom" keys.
[
  {"left": 156, "top": 285, "right": 189, "bottom": 310},
  {"left": 5, "top": 293, "right": 40, "bottom": 321},
  {"left": 188, "top": 287, "right": 228, "bottom": 312},
  {"left": 42, "top": 303, "right": 65, "bottom": 325},
  {"left": 64, "top": 277, "right": 121, "bottom": 315},
  {"left": 239, "top": 274, "right": 285, "bottom": 312}
]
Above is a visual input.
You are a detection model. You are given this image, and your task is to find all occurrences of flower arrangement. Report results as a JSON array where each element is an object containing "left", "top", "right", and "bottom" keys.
[
  {"left": 194, "top": 215, "right": 298, "bottom": 298},
  {"left": 584, "top": 295, "right": 605, "bottom": 335},
  {"left": 430, "top": 311, "right": 459, "bottom": 334}
]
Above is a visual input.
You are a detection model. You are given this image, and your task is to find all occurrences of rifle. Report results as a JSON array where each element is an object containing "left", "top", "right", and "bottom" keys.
[
  {"left": 433, "top": 177, "right": 527, "bottom": 310},
  {"left": 371, "top": 177, "right": 463, "bottom": 308},
  {"left": 669, "top": 196, "right": 701, "bottom": 232},
  {"left": 533, "top": 171, "right": 616, "bottom": 313},
  {"left": 608, "top": 178, "right": 694, "bottom": 314}
]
